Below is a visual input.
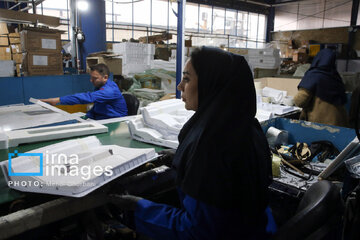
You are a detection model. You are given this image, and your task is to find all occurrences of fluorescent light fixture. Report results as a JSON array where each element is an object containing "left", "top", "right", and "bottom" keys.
[{"left": 77, "top": 1, "right": 89, "bottom": 11}]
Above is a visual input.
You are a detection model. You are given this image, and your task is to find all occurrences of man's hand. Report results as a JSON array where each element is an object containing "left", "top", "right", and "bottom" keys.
[
  {"left": 40, "top": 97, "right": 60, "bottom": 106},
  {"left": 108, "top": 194, "right": 143, "bottom": 211}
]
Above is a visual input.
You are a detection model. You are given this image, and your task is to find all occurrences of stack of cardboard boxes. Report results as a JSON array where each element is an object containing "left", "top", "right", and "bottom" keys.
[
  {"left": 285, "top": 39, "right": 309, "bottom": 63},
  {"left": 0, "top": 23, "right": 64, "bottom": 77},
  {"left": 21, "top": 27, "right": 63, "bottom": 76},
  {"left": 86, "top": 52, "right": 122, "bottom": 75}
]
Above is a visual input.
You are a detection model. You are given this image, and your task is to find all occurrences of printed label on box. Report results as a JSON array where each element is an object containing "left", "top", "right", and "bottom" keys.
[
  {"left": 6, "top": 48, "right": 10, "bottom": 53},
  {"left": 41, "top": 39, "right": 57, "bottom": 50},
  {"left": 33, "top": 55, "right": 48, "bottom": 66}
]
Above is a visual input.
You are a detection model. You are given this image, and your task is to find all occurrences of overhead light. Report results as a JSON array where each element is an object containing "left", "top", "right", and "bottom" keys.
[{"left": 77, "top": 1, "right": 89, "bottom": 11}]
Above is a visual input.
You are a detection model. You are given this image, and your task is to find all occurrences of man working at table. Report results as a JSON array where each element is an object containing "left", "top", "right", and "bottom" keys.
[{"left": 41, "top": 63, "right": 128, "bottom": 120}]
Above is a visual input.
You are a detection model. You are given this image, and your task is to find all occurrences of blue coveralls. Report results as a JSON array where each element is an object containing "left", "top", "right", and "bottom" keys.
[
  {"left": 60, "top": 80, "right": 128, "bottom": 120},
  {"left": 133, "top": 190, "right": 277, "bottom": 240}
]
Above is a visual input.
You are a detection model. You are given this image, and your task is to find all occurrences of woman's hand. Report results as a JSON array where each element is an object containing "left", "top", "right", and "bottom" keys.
[{"left": 108, "top": 194, "right": 143, "bottom": 211}]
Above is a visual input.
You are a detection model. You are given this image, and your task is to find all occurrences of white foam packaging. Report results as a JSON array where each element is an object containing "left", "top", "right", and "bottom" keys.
[{"left": 128, "top": 99, "right": 194, "bottom": 148}]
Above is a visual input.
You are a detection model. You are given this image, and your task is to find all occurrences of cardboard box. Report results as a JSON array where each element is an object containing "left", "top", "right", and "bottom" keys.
[
  {"left": 21, "top": 28, "right": 61, "bottom": 53},
  {"left": 300, "top": 40, "right": 316, "bottom": 48},
  {"left": 288, "top": 40, "right": 295, "bottom": 49},
  {"left": 155, "top": 47, "right": 170, "bottom": 61},
  {"left": 292, "top": 52, "right": 308, "bottom": 62},
  {"left": 9, "top": 33, "right": 20, "bottom": 38},
  {"left": 0, "top": 46, "right": 11, "bottom": 60},
  {"left": 253, "top": 68, "right": 278, "bottom": 78},
  {"left": 86, "top": 54, "right": 122, "bottom": 75},
  {"left": 254, "top": 77, "right": 301, "bottom": 97},
  {"left": 9, "top": 32, "right": 21, "bottom": 44},
  {"left": 185, "top": 39, "right": 192, "bottom": 47},
  {"left": 23, "top": 51, "right": 63, "bottom": 76},
  {"left": 0, "top": 35, "right": 9, "bottom": 46},
  {"left": 9, "top": 36, "right": 20, "bottom": 44},
  {"left": 298, "top": 48, "right": 307, "bottom": 53},
  {"left": 285, "top": 48, "right": 293, "bottom": 58},
  {"left": 0, "top": 23, "right": 9, "bottom": 35},
  {"left": 10, "top": 44, "right": 21, "bottom": 54},
  {"left": 12, "top": 53, "right": 23, "bottom": 64}
]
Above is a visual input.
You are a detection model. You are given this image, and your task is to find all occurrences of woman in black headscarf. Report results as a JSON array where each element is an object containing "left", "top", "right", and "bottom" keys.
[
  {"left": 294, "top": 48, "right": 348, "bottom": 127},
  {"left": 111, "top": 47, "right": 276, "bottom": 240}
]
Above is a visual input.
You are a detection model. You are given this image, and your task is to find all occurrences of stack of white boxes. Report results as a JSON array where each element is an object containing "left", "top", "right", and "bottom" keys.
[
  {"left": 151, "top": 59, "right": 176, "bottom": 72},
  {"left": 112, "top": 42, "right": 155, "bottom": 75},
  {"left": 247, "top": 48, "right": 281, "bottom": 70}
]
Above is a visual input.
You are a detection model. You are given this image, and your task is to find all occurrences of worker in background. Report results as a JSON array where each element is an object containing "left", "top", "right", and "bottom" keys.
[
  {"left": 62, "top": 53, "right": 72, "bottom": 68},
  {"left": 294, "top": 48, "right": 348, "bottom": 127},
  {"left": 109, "top": 47, "right": 277, "bottom": 240},
  {"left": 41, "top": 63, "right": 128, "bottom": 120}
]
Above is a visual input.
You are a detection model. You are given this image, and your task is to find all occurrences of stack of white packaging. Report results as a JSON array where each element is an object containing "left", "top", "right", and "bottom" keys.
[
  {"left": 151, "top": 59, "right": 176, "bottom": 72},
  {"left": 128, "top": 99, "right": 195, "bottom": 148},
  {"left": 247, "top": 48, "right": 281, "bottom": 69},
  {"left": 112, "top": 42, "right": 155, "bottom": 75}
]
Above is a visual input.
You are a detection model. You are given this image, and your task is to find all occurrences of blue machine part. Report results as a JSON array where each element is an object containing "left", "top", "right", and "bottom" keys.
[{"left": 261, "top": 118, "right": 356, "bottom": 152}]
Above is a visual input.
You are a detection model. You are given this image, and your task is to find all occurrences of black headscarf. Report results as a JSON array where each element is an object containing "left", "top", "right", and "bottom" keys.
[
  {"left": 172, "top": 47, "right": 272, "bottom": 220},
  {"left": 298, "top": 48, "right": 347, "bottom": 105}
]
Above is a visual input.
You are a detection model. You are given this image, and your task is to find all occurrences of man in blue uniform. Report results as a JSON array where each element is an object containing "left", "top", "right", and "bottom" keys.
[{"left": 41, "top": 63, "right": 128, "bottom": 120}]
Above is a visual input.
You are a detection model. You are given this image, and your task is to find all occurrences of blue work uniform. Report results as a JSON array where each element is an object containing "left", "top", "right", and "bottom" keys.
[
  {"left": 133, "top": 190, "right": 277, "bottom": 240},
  {"left": 60, "top": 80, "right": 128, "bottom": 120}
]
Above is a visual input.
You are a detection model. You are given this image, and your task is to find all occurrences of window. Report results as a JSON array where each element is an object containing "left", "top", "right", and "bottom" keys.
[
  {"left": 274, "top": 0, "right": 352, "bottom": 31},
  {"left": 152, "top": 0, "right": 168, "bottom": 28},
  {"left": 225, "top": 9, "right": 237, "bottom": 36},
  {"left": 134, "top": 0, "right": 151, "bottom": 26},
  {"left": 31, "top": 0, "right": 70, "bottom": 40},
  {"left": 185, "top": 3, "right": 199, "bottom": 32},
  {"left": 114, "top": 1, "right": 132, "bottom": 24},
  {"left": 105, "top": 0, "right": 113, "bottom": 24},
  {"left": 248, "top": 13, "right": 258, "bottom": 42},
  {"left": 199, "top": 4, "right": 212, "bottom": 33},
  {"left": 169, "top": 1, "right": 178, "bottom": 29},
  {"left": 212, "top": 7, "right": 225, "bottom": 34},
  {"left": 237, "top": 11, "right": 248, "bottom": 38},
  {"left": 258, "top": 14, "right": 266, "bottom": 42},
  {"left": 30, "top": 0, "right": 267, "bottom": 48}
]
